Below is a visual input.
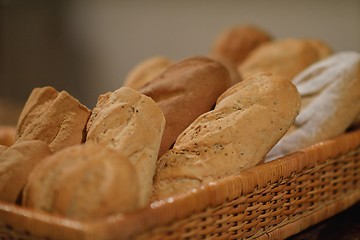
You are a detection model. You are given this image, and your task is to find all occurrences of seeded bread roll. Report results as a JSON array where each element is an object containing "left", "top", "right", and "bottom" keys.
[
  {"left": 0, "top": 126, "right": 16, "bottom": 147},
  {"left": 123, "top": 56, "right": 173, "bottom": 90},
  {"left": 16, "top": 86, "right": 91, "bottom": 152},
  {"left": 267, "top": 52, "right": 360, "bottom": 161},
  {"left": 211, "top": 25, "right": 272, "bottom": 66},
  {"left": 239, "top": 38, "right": 332, "bottom": 80},
  {"left": 86, "top": 87, "right": 165, "bottom": 207},
  {"left": 22, "top": 143, "right": 138, "bottom": 220},
  {"left": 153, "top": 72, "right": 301, "bottom": 200},
  {"left": 140, "top": 56, "right": 232, "bottom": 158},
  {"left": 0, "top": 140, "right": 51, "bottom": 203}
]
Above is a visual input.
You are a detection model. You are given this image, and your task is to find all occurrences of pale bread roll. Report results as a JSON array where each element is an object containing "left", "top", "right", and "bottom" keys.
[
  {"left": 239, "top": 38, "right": 332, "bottom": 81},
  {"left": 16, "top": 86, "right": 91, "bottom": 152},
  {"left": 0, "top": 140, "right": 51, "bottom": 203},
  {"left": 211, "top": 25, "right": 272, "bottom": 66},
  {"left": 22, "top": 143, "right": 138, "bottom": 220},
  {"left": 86, "top": 87, "right": 165, "bottom": 207},
  {"left": 0, "top": 126, "right": 16, "bottom": 147},
  {"left": 153, "top": 72, "right": 301, "bottom": 200},
  {"left": 123, "top": 56, "right": 173, "bottom": 90},
  {"left": 267, "top": 51, "right": 360, "bottom": 161},
  {"left": 140, "top": 56, "right": 232, "bottom": 158}
]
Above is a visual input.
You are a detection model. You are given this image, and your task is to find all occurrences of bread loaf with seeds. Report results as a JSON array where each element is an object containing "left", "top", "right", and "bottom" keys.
[
  {"left": 153, "top": 72, "right": 301, "bottom": 200},
  {"left": 86, "top": 86, "right": 165, "bottom": 207}
]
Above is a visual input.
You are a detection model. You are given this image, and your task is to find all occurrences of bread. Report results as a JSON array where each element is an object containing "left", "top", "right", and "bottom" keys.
[
  {"left": 266, "top": 51, "right": 360, "bottom": 161},
  {"left": 123, "top": 56, "right": 173, "bottom": 90},
  {"left": 22, "top": 143, "right": 139, "bottom": 220},
  {"left": 153, "top": 72, "right": 301, "bottom": 200},
  {"left": 16, "top": 86, "right": 91, "bottom": 152},
  {"left": 0, "top": 125, "right": 16, "bottom": 146},
  {"left": 140, "top": 56, "right": 232, "bottom": 158},
  {"left": 210, "top": 55, "right": 243, "bottom": 87},
  {"left": 86, "top": 86, "right": 165, "bottom": 207},
  {"left": 0, "top": 140, "right": 51, "bottom": 203},
  {"left": 239, "top": 38, "right": 333, "bottom": 81},
  {"left": 0, "top": 145, "right": 7, "bottom": 154},
  {"left": 211, "top": 25, "right": 272, "bottom": 66}
]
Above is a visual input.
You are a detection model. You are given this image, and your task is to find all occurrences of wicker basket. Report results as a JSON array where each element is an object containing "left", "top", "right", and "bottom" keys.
[{"left": 0, "top": 129, "right": 359, "bottom": 240}]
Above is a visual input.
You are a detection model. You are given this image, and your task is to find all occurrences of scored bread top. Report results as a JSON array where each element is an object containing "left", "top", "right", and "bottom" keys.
[
  {"left": 86, "top": 86, "right": 165, "bottom": 207},
  {"left": 153, "top": 72, "right": 301, "bottom": 200},
  {"left": 140, "top": 56, "right": 232, "bottom": 158},
  {"left": 16, "top": 86, "right": 91, "bottom": 152}
]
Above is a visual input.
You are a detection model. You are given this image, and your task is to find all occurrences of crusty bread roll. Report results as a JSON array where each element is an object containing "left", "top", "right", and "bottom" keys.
[
  {"left": 211, "top": 25, "right": 272, "bottom": 66},
  {"left": 22, "top": 143, "right": 138, "bottom": 220},
  {"left": 140, "top": 56, "right": 232, "bottom": 158},
  {"left": 0, "top": 140, "right": 51, "bottom": 203},
  {"left": 267, "top": 51, "right": 360, "bottom": 161},
  {"left": 153, "top": 72, "right": 301, "bottom": 200},
  {"left": 16, "top": 86, "right": 91, "bottom": 152},
  {"left": 86, "top": 86, "right": 165, "bottom": 207},
  {"left": 239, "top": 38, "right": 333, "bottom": 81},
  {"left": 123, "top": 56, "right": 173, "bottom": 90},
  {"left": 0, "top": 126, "right": 16, "bottom": 147}
]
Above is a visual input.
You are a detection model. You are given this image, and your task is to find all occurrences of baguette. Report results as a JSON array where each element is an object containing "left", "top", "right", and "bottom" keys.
[
  {"left": 86, "top": 87, "right": 165, "bottom": 207},
  {"left": 140, "top": 56, "right": 232, "bottom": 158},
  {"left": 153, "top": 72, "right": 301, "bottom": 200}
]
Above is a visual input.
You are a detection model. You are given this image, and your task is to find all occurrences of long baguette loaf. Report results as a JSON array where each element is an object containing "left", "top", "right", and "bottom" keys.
[
  {"left": 140, "top": 56, "right": 232, "bottom": 158},
  {"left": 153, "top": 72, "right": 301, "bottom": 200},
  {"left": 86, "top": 86, "right": 165, "bottom": 207}
]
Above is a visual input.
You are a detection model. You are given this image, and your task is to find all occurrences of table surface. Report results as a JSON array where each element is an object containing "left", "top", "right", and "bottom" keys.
[{"left": 287, "top": 202, "right": 360, "bottom": 240}]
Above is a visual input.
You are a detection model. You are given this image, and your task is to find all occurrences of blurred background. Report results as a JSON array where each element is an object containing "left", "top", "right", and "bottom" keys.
[{"left": 1, "top": 0, "right": 360, "bottom": 125}]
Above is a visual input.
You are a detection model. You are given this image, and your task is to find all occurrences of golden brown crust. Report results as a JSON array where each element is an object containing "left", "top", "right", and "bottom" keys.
[
  {"left": 239, "top": 38, "right": 333, "bottom": 81},
  {"left": 16, "top": 86, "right": 91, "bottom": 152},
  {"left": 211, "top": 25, "right": 272, "bottom": 65},
  {"left": 123, "top": 56, "right": 173, "bottom": 90},
  {"left": 140, "top": 56, "right": 232, "bottom": 158},
  {"left": 86, "top": 87, "right": 165, "bottom": 207},
  {"left": 0, "top": 140, "right": 51, "bottom": 203},
  {"left": 0, "top": 126, "right": 16, "bottom": 147},
  {"left": 22, "top": 143, "right": 139, "bottom": 220},
  {"left": 153, "top": 72, "right": 301, "bottom": 200}
]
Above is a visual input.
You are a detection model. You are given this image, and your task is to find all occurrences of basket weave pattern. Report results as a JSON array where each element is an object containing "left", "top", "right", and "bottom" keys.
[
  {"left": 0, "top": 130, "right": 359, "bottom": 240},
  {"left": 136, "top": 149, "right": 360, "bottom": 239}
]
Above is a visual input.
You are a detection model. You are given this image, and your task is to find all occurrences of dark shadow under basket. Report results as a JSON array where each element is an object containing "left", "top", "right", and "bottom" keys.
[{"left": 1, "top": 129, "right": 359, "bottom": 240}]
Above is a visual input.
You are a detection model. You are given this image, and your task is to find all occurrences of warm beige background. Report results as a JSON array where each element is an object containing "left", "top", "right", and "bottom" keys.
[{"left": 1, "top": 0, "right": 360, "bottom": 124}]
